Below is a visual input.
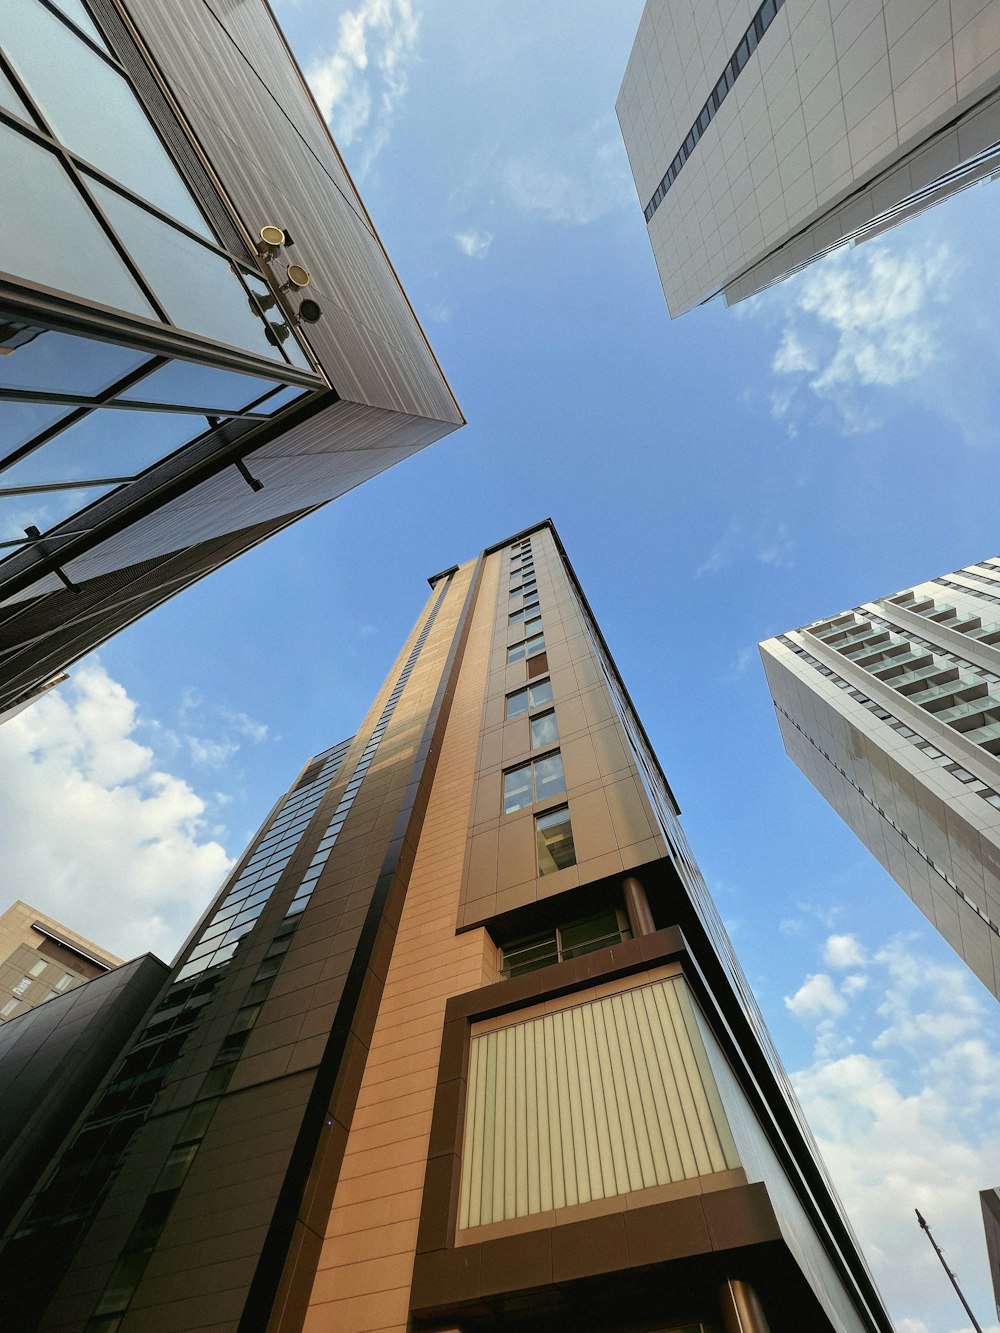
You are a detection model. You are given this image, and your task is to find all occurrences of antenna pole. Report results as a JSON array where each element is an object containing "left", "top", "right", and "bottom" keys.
[{"left": 915, "top": 1209, "right": 985, "bottom": 1333}]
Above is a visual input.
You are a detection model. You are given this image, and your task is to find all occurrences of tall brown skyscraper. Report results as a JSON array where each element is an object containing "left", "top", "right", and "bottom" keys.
[{"left": 3, "top": 524, "right": 892, "bottom": 1332}]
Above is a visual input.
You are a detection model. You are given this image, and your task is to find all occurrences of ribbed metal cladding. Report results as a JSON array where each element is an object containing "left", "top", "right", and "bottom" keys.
[{"left": 458, "top": 975, "right": 740, "bottom": 1230}]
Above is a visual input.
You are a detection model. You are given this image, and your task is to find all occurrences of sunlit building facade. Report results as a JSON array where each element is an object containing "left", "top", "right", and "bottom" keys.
[
  {"left": 761, "top": 556, "right": 1000, "bottom": 1001},
  {"left": 617, "top": 0, "right": 1000, "bottom": 316},
  {"left": 0, "top": 0, "right": 462, "bottom": 717},
  {"left": 2, "top": 524, "right": 891, "bottom": 1332}
]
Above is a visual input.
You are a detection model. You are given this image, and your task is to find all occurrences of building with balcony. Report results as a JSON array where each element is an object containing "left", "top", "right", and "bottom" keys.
[
  {"left": 617, "top": 0, "right": 1000, "bottom": 316},
  {"left": 761, "top": 556, "right": 1000, "bottom": 1000},
  {"left": 1, "top": 523, "right": 891, "bottom": 1333},
  {"left": 0, "top": 0, "right": 462, "bottom": 717}
]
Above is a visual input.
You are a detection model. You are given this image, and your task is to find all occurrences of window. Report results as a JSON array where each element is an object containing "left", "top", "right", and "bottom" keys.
[
  {"left": 500, "top": 910, "right": 631, "bottom": 978},
  {"left": 54, "top": 972, "right": 74, "bottom": 990},
  {"left": 535, "top": 806, "right": 576, "bottom": 874},
  {"left": 509, "top": 601, "right": 539, "bottom": 624},
  {"left": 507, "top": 625, "right": 545, "bottom": 663},
  {"left": 506, "top": 677, "right": 553, "bottom": 719},
  {"left": 28, "top": 959, "right": 47, "bottom": 977},
  {"left": 1, "top": 999, "right": 19, "bottom": 1017},
  {"left": 530, "top": 710, "right": 558, "bottom": 748},
  {"left": 503, "top": 752, "right": 565, "bottom": 814},
  {"left": 526, "top": 652, "right": 548, "bottom": 679}
]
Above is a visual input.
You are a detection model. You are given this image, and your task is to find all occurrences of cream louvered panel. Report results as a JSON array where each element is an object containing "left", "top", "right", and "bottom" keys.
[{"left": 458, "top": 975, "right": 739, "bottom": 1230}]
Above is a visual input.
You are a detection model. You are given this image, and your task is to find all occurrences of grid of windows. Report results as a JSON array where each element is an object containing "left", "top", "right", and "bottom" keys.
[
  {"left": 0, "top": 0, "right": 320, "bottom": 549},
  {"left": 502, "top": 751, "right": 566, "bottom": 814},
  {"left": 500, "top": 909, "right": 631, "bottom": 978},
  {"left": 174, "top": 738, "right": 352, "bottom": 982},
  {"left": 505, "top": 677, "right": 553, "bottom": 719},
  {"left": 778, "top": 635, "right": 1000, "bottom": 812},
  {"left": 643, "top": 0, "right": 785, "bottom": 222},
  {"left": 507, "top": 617, "right": 544, "bottom": 663}
]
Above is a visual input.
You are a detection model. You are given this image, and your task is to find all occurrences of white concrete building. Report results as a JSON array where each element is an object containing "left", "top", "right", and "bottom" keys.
[
  {"left": 617, "top": 0, "right": 1000, "bottom": 316},
  {"left": 761, "top": 557, "right": 1000, "bottom": 1000}
]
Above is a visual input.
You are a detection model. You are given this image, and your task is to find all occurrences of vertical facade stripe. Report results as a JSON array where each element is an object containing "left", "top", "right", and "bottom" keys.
[{"left": 458, "top": 976, "right": 740, "bottom": 1229}]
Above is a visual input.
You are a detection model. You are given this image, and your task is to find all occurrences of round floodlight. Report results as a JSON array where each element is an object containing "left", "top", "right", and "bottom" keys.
[
  {"left": 298, "top": 299, "right": 322, "bottom": 324},
  {"left": 286, "top": 264, "right": 310, "bottom": 288},
  {"left": 259, "top": 225, "right": 285, "bottom": 248}
]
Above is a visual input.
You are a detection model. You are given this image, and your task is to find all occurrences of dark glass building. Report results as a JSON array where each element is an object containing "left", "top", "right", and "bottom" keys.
[
  {"left": 0, "top": 0, "right": 462, "bottom": 716},
  {"left": 2, "top": 524, "right": 893, "bottom": 1333}
]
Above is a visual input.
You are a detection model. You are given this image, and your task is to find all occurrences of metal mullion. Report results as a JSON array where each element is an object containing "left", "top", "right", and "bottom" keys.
[
  {"left": 0, "top": 281, "right": 324, "bottom": 389},
  {"left": 0, "top": 479, "right": 131, "bottom": 496},
  {"left": 0, "top": 388, "right": 269, "bottom": 421}
]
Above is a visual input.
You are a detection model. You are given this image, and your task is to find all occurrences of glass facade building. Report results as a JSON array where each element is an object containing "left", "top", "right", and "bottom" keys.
[
  {"left": 0, "top": 0, "right": 462, "bottom": 717},
  {"left": 1, "top": 524, "right": 891, "bottom": 1333},
  {"left": 761, "top": 555, "right": 1000, "bottom": 1001}
]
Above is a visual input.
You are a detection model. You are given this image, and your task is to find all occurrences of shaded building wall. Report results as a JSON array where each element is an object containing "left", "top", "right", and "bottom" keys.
[{"left": 0, "top": 954, "right": 169, "bottom": 1234}]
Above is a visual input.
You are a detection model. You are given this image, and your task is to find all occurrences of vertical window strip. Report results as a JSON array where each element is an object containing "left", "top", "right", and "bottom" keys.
[
  {"left": 282, "top": 573, "right": 454, "bottom": 920},
  {"left": 643, "top": 0, "right": 785, "bottom": 222}
]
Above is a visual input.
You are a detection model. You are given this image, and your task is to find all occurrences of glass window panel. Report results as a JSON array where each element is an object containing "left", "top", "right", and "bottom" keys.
[
  {"left": 558, "top": 911, "right": 622, "bottom": 958},
  {"left": 501, "top": 931, "right": 558, "bottom": 978},
  {"left": 0, "top": 327, "right": 151, "bottom": 397},
  {"left": 48, "top": 0, "right": 111, "bottom": 50},
  {"left": 505, "top": 687, "right": 528, "bottom": 719},
  {"left": 119, "top": 360, "right": 283, "bottom": 411},
  {"left": 507, "top": 641, "right": 526, "bottom": 664},
  {"left": 0, "top": 484, "right": 114, "bottom": 539},
  {"left": 527, "top": 678, "right": 553, "bottom": 709},
  {"left": 535, "top": 807, "right": 576, "bottom": 875},
  {"left": 89, "top": 181, "right": 285, "bottom": 360},
  {"left": 0, "top": 401, "right": 73, "bottom": 456},
  {"left": 0, "top": 406, "right": 199, "bottom": 486},
  {"left": 532, "top": 752, "right": 565, "bottom": 803},
  {"left": 525, "top": 633, "right": 545, "bottom": 657},
  {"left": 259, "top": 385, "right": 309, "bottom": 415},
  {"left": 0, "top": 122, "right": 156, "bottom": 319},
  {"left": 242, "top": 272, "right": 312, "bottom": 371},
  {"left": 530, "top": 710, "right": 558, "bottom": 749},
  {"left": 502, "top": 764, "right": 533, "bottom": 815},
  {"left": 4, "top": 0, "right": 209, "bottom": 234},
  {"left": 28, "top": 959, "right": 47, "bottom": 976}
]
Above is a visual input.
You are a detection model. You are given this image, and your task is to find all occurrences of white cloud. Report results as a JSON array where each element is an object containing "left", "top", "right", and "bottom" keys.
[
  {"left": 784, "top": 972, "right": 848, "bottom": 1019},
  {"left": 697, "top": 519, "right": 794, "bottom": 576},
  {"left": 305, "top": 0, "right": 420, "bottom": 172},
  {"left": 0, "top": 664, "right": 232, "bottom": 962},
  {"left": 789, "top": 935, "right": 1000, "bottom": 1332},
  {"left": 503, "top": 122, "right": 632, "bottom": 227},
  {"left": 455, "top": 228, "right": 493, "bottom": 259},
  {"left": 824, "top": 933, "right": 867, "bottom": 968},
  {"left": 763, "top": 239, "right": 955, "bottom": 433}
]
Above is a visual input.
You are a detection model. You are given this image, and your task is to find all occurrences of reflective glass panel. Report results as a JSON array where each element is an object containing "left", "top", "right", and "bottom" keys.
[
  {"left": 505, "top": 687, "right": 528, "bottom": 719},
  {"left": 502, "top": 765, "right": 532, "bottom": 815},
  {"left": 89, "top": 181, "right": 285, "bottom": 361},
  {"left": 242, "top": 271, "right": 312, "bottom": 371},
  {"left": 0, "top": 407, "right": 199, "bottom": 486},
  {"left": 48, "top": 0, "right": 111, "bottom": 50},
  {"left": 559, "top": 911, "right": 622, "bottom": 958},
  {"left": 527, "top": 678, "right": 553, "bottom": 709},
  {"left": 0, "top": 401, "right": 73, "bottom": 456},
  {"left": 530, "top": 711, "right": 558, "bottom": 749},
  {"left": 119, "top": 360, "right": 282, "bottom": 411},
  {"left": 0, "top": 122, "right": 156, "bottom": 318},
  {"left": 4, "top": 0, "right": 209, "bottom": 234},
  {"left": 533, "top": 752, "right": 565, "bottom": 803},
  {"left": 259, "top": 384, "right": 309, "bottom": 414},
  {"left": 0, "top": 62, "right": 32, "bottom": 117},
  {"left": 0, "top": 484, "right": 113, "bottom": 539},
  {"left": 0, "top": 327, "right": 150, "bottom": 396},
  {"left": 535, "top": 807, "right": 576, "bottom": 874}
]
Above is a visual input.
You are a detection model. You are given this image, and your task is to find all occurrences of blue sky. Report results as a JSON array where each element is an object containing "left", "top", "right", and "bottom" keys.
[{"left": 2, "top": 3, "right": 999, "bottom": 1329}]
